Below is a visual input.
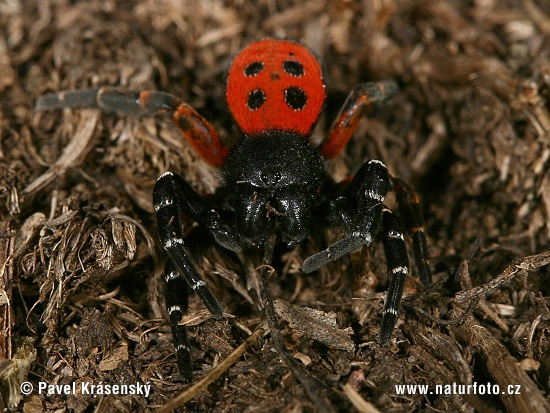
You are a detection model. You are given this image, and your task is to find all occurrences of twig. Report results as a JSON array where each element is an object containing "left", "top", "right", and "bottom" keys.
[
  {"left": 22, "top": 110, "right": 99, "bottom": 197},
  {"left": 342, "top": 383, "right": 382, "bottom": 413},
  {"left": 523, "top": 0, "right": 550, "bottom": 34},
  {"left": 403, "top": 296, "right": 480, "bottom": 327},
  {"left": 453, "top": 315, "right": 550, "bottom": 412},
  {"left": 455, "top": 249, "right": 550, "bottom": 304},
  {"left": 459, "top": 257, "right": 510, "bottom": 333},
  {"left": 263, "top": 0, "right": 326, "bottom": 30},
  {"left": 258, "top": 234, "right": 336, "bottom": 413},
  {"left": 402, "top": 240, "right": 481, "bottom": 327},
  {"left": 154, "top": 319, "right": 269, "bottom": 413},
  {"left": 0, "top": 221, "right": 14, "bottom": 362}
]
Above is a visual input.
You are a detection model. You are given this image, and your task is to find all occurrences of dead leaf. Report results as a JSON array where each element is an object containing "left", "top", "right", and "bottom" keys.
[
  {"left": 99, "top": 344, "right": 129, "bottom": 371},
  {"left": 274, "top": 299, "right": 355, "bottom": 351}
]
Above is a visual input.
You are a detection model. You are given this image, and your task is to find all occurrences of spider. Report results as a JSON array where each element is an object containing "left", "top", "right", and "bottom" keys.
[{"left": 36, "top": 38, "right": 431, "bottom": 381}]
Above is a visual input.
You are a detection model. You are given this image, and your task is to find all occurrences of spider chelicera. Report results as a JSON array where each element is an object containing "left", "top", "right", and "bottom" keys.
[{"left": 36, "top": 38, "right": 431, "bottom": 381}]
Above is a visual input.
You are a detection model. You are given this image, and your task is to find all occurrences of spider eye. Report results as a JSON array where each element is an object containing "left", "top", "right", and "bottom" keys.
[
  {"left": 260, "top": 171, "right": 282, "bottom": 186},
  {"left": 260, "top": 173, "right": 269, "bottom": 184},
  {"left": 244, "top": 61, "right": 264, "bottom": 76}
]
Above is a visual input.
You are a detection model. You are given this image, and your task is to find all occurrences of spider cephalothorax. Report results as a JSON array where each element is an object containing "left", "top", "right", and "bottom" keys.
[
  {"left": 36, "top": 38, "right": 431, "bottom": 381},
  {"left": 221, "top": 133, "right": 324, "bottom": 249}
]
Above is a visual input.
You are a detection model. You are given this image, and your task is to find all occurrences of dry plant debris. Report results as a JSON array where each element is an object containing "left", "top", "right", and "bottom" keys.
[
  {"left": 274, "top": 299, "right": 355, "bottom": 352},
  {"left": 1, "top": 0, "right": 550, "bottom": 411}
]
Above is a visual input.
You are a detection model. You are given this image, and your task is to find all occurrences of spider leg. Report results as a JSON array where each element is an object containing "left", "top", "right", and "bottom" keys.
[
  {"left": 379, "top": 209, "right": 409, "bottom": 345},
  {"left": 153, "top": 171, "right": 223, "bottom": 318},
  {"left": 36, "top": 87, "right": 228, "bottom": 167},
  {"left": 302, "top": 159, "right": 389, "bottom": 273},
  {"left": 164, "top": 259, "right": 193, "bottom": 381},
  {"left": 319, "top": 80, "right": 399, "bottom": 159},
  {"left": 391, "top": 176, "right": 432, "bottom": 286}
]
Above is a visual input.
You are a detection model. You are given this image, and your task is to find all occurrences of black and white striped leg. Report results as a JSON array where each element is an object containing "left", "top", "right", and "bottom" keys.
[
  {"left": 379, "top": 209, "right": 409, "bottom": 345},
  {"left": 391, "top": 176, "right": 431, "bottom": 286},
  {"left": 302, "top": 159, "right": 389, "bottom": 273},
  {"left": 164, "top": 260, "right": 193, "bottom": 381},
  {"left": 154, "top": 171, "right": 223, "bottom": 318}
]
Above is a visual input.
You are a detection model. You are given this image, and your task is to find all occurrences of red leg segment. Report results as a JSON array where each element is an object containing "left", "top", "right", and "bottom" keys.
[
  {"left": 319, "top": 80, "right": 399, "bottom": 159},
  {"left": 172, "top": 103, "right": 228, "bottom": 168}
]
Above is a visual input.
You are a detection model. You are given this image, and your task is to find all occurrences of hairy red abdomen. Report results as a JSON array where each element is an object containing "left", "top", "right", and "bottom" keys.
[{"left": 226, "top": 38, "right": 326, "bottom": 138}]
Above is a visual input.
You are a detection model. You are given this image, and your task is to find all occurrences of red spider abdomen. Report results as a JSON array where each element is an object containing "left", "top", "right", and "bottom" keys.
[{"left": 226, "top": 38, "right": 326, "bottom": 138}]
